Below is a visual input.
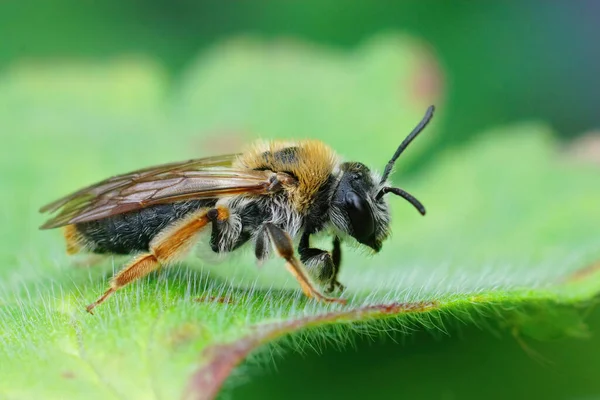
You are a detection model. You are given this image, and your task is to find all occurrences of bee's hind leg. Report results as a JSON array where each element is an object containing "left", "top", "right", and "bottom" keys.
[
  {"left": 86, "top": 207, "right": 229, "bottom": 313},
  {"left": 264, "top": 224, "right": 346, "bottom": 305},
  {"left": 299, "top": 233, "right": 345, "bottom": 293}
]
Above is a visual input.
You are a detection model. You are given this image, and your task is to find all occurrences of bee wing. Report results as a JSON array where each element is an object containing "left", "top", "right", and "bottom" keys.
[{"left": 39, "top": 154, "right": 274, "bottom": 229}]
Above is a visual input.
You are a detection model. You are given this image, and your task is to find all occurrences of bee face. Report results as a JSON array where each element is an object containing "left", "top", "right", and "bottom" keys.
[
  {"left": 329, "top": 106, "right": 434, "bottom": 252},
  {"left": 330, "top": 162, "right": 390, "bottom": 252}
]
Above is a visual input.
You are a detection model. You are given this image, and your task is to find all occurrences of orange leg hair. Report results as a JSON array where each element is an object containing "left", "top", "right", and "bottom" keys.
[
  {"left": 85, "top": 207, "right": 229, "bottom": 313},
  {"left": 264, "top": 224, "right": 346, "bottom": 305}
]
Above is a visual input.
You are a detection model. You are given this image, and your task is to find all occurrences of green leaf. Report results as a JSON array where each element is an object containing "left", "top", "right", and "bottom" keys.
[{"left": 1, "top": 36, "right": 599, "bottom": 400}]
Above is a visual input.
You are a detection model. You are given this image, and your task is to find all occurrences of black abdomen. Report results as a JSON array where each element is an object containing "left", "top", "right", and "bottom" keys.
[{"left": 76, "top": 200, "right": 215, "bottom": 254}]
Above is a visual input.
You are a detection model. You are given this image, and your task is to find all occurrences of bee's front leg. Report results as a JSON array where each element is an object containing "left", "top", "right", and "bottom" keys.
[{"left": 299, "top": 233, "right": 345, "bottom": 293}]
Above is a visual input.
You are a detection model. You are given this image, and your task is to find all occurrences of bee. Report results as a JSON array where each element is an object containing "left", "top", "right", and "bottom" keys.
[{"left": 40, "top": 106, "right": 435, "bottom": 313}]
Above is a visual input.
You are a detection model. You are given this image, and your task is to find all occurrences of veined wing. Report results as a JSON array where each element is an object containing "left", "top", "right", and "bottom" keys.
[{"left": 39, "top": 154, "right": 273, "bottom": 229}]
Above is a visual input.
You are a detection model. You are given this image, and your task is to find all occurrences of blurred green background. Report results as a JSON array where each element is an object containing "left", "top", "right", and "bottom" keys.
[
  {"left": 2, "top": 0, "right": 599, "bottom": 146},
  {"left": 2, "top": 1, "right": 599, "bottom": 399}
]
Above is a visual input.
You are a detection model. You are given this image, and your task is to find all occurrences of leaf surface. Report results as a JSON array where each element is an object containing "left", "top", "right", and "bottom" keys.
[{"left": 1, "top": 36, "right": 599, "bottom": 400}]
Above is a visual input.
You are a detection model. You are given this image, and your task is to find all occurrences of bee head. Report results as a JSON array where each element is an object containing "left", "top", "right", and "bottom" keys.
[{"left": 330, "top": 105, "right": 434, "bottom": 252}]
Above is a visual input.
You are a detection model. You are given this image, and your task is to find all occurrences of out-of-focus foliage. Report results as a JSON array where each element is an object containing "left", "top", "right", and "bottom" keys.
[
  {"left": 1, "top": 37, "right": 599, "bottom": 399},
  {"left": 1, "top": 1, "right": 598, "bottom": 145}
]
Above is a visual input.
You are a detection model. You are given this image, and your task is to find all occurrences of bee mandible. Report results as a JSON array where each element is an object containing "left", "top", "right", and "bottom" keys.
[{"left": 40, "top": 106, "right": 435, "bottom": 313}]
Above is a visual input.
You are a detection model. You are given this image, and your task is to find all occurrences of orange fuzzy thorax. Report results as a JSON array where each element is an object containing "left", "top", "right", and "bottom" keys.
[{"left": 234, "top": 140, "right": 339, "bottom": 212}]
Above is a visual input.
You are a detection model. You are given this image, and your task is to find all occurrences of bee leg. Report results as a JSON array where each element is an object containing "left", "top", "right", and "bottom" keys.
[
  {"left": 86, "top": 207, "right": 229, "bottom": 314},
  {"left": 209, "top": 213, "right": 249, "bottom": 254},
  {"left": 330, "top": 237, "right": 345, "bottom": 292},
  {"left": 254, "top": 228, "right": 269, "bottom": 264},
  {"left": 264, "top": 224, "right": 346, "bottom": 305},
  {"left": 299, "top": 233, "right": 345, "bottom": 293}
]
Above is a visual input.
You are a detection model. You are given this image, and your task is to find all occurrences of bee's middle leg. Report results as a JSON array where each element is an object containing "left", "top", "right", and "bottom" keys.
[
  {"left": 264, "top": 224, "right": 346, "bottom": 304},
  {"left": 299, "top": 233, "right": 345, "bottom": 293}
]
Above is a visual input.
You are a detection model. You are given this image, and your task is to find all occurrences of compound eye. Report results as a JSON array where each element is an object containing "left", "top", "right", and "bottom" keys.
[{"left": 345, "top": 191, "right": 375, "bottom": 241}]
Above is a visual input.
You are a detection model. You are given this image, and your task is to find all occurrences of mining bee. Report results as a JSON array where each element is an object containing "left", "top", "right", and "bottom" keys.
[{"left": 40, "top": 106, "right": 434, "bottom": 313}]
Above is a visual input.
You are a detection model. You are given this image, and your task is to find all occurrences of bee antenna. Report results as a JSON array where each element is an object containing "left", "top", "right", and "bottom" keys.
[
  {"left": 380, "top": 105, "right": 435, "bottom": 184},
  {"left": 376, "top": 187, "right": 426, "bottom": 216}
]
